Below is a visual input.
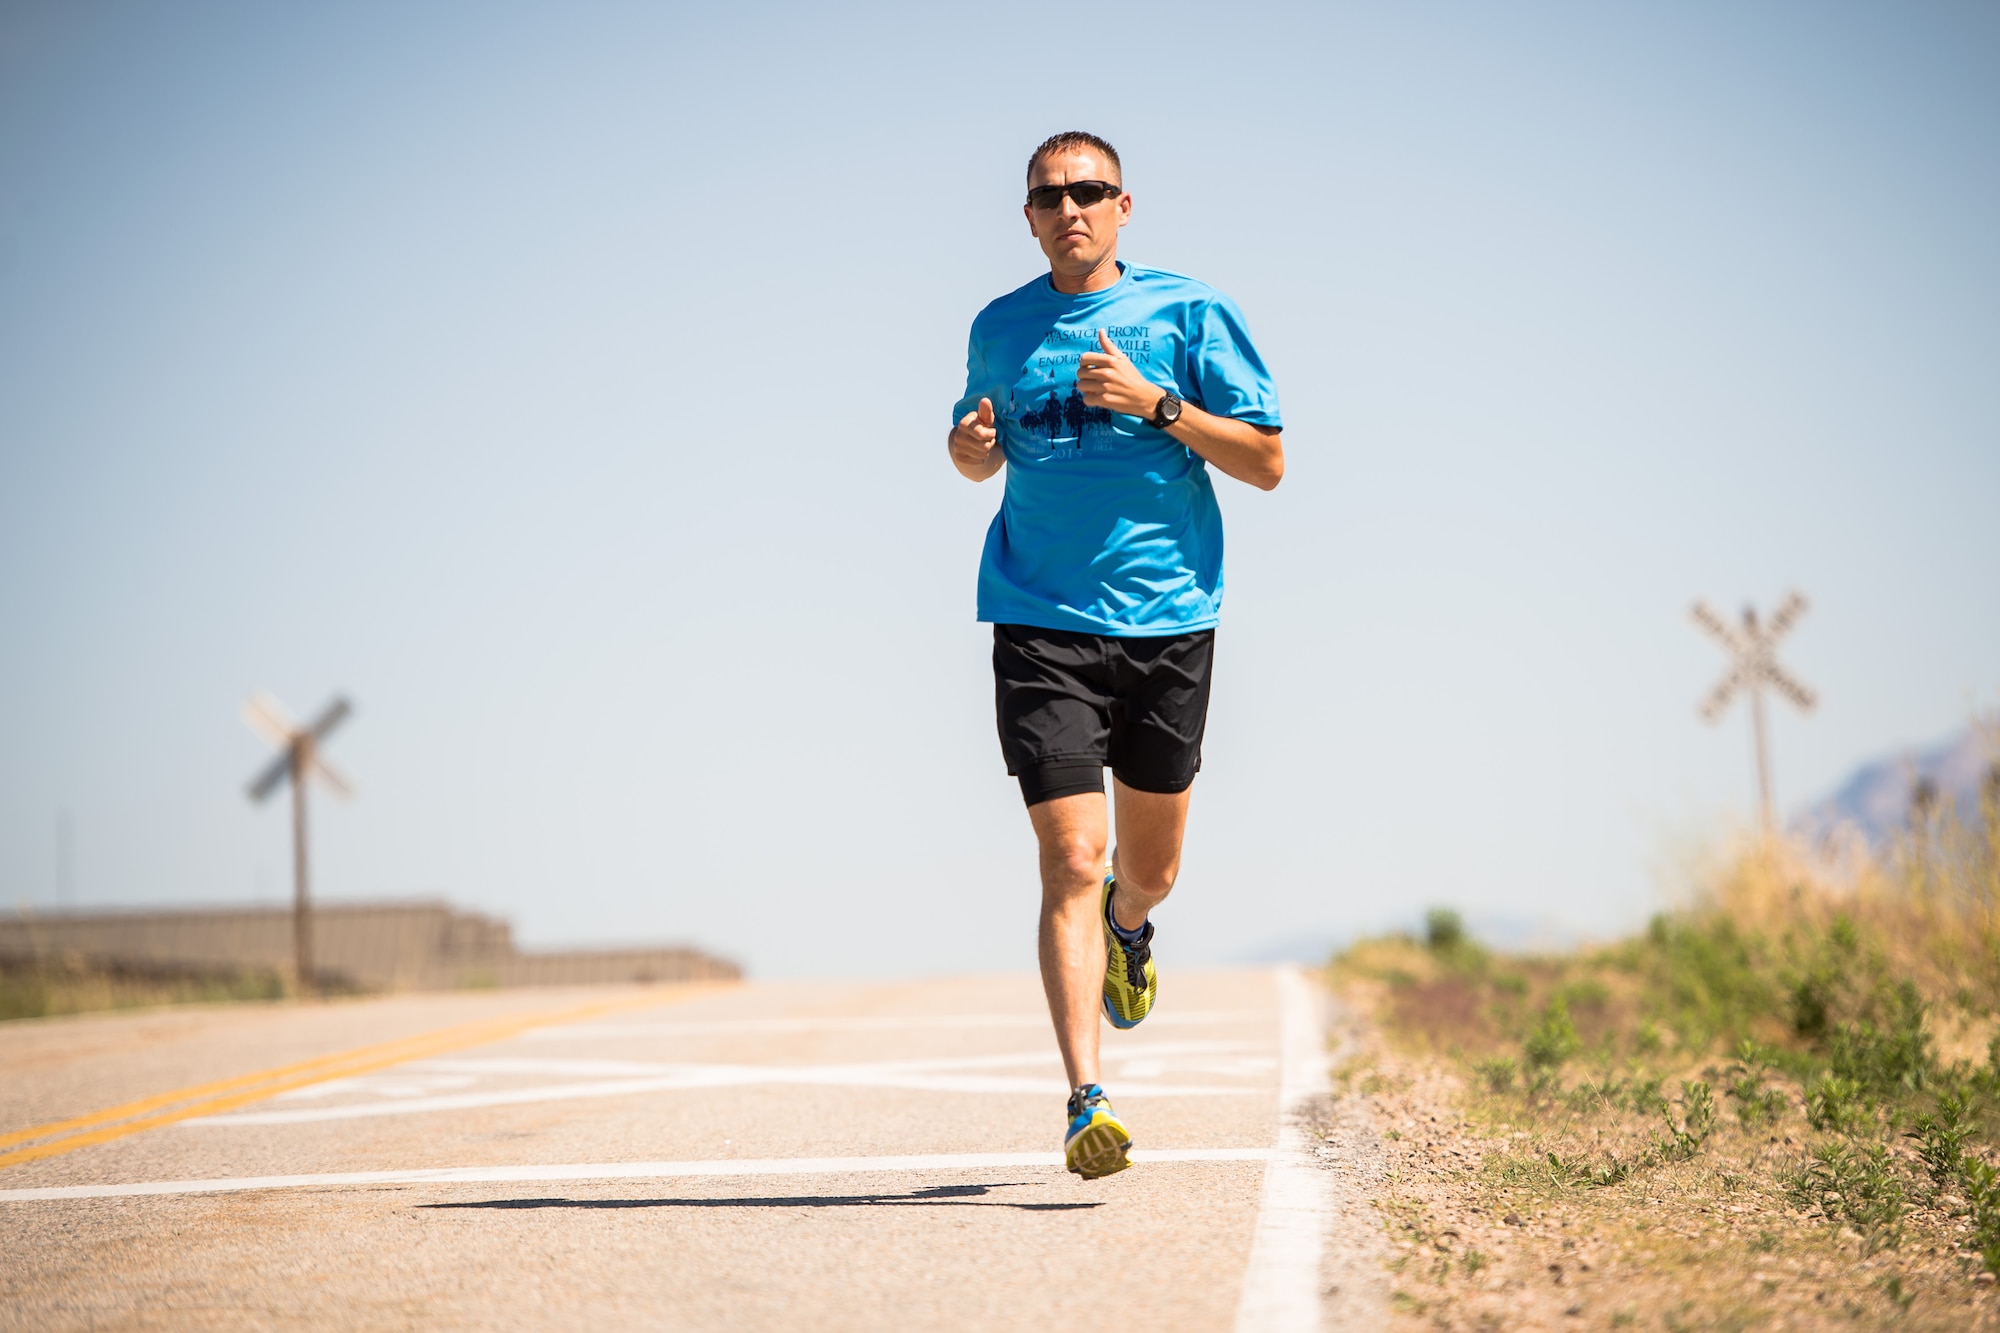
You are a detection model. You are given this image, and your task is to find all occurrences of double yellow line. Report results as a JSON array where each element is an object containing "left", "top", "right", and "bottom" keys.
[{"left": 0, "top": 986, "right": 721, "bottom": 1171}]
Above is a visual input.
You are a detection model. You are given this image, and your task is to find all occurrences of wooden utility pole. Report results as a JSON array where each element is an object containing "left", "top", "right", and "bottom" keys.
[
  {"left": 1692, "top": 592, "right": 1816, "bottom": 832},
  {"left": 244, "top": 693, "right": 353, "bottom": 996}
]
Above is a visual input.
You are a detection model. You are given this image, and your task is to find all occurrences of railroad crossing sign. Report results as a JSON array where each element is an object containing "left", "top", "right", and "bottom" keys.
[
  {"left": 1691, "top": 592, "right": 1816, "bottom": 832},
  {"left": 242, "top": 692, "right": 354, "bottom": 995}
]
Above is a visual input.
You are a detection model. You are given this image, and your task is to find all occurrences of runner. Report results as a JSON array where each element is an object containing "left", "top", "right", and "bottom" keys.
[{"left": 946, "top": 131, "right": 1286, "bottom": 1179}]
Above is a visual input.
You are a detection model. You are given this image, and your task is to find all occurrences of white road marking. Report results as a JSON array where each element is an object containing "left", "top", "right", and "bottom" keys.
[
  {"left": 277, "top": 1074, "right": 477, "bottom": 1101},
  {"left": 189, "top": 1072, "right": 1258, "bottom": 1127},
  {"left": 413, "top": 1040, "right": 1255, "bottom": 1080},
  {"left": 0, "top": 1147, "right": 1276, "bottom": 1203},
  {"left": 188, "top": 1044, "right": 1268, "bottom": 1126},
  {"left": 1234, "top": 966, "right": 1332, "bottom": 1333},
  {"left": 531, "top": 1009, "right": 1266, "bottom": 1039}
]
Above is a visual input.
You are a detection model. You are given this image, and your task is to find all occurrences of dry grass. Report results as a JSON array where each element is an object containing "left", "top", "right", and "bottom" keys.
[
  {"left": 0, "top": 953, "right": 294, "bottom": 1021},
  {"left": 1335, "top": 789, "right": 2000, "bottom": 1329}
]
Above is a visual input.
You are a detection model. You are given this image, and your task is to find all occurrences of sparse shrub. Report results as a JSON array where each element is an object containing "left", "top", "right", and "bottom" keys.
[
  {"left": 1650, "top": 1080, "right": 1716, "bottom": 1162},
  {"left": 1805, "top": 1073, "right": 1869, "bottom": 1135},
  {"left": 1626, "top": 1076, "right": 1669, "bottom": 1116},
  {"left": 1549, "top": 1148, "right": 1635, "bottom": 1188},
  {"left": 1782, "top": 1140, "right": 1908, "bottom": 1257},
  {"left": 0, "top": 956, "right": 291, "bottom": 1021},
  {"left": 1724, "top": 1039, "right": 1789, "bottom": 1127},
  {"left": 1475, "top": 1056, "right": 1517, "bottom": 1094},
  {"left": 1556, "top": 978, "right": 1609, "bottom": 1012},
  {"left": 1905, "top": 1091, "right": 1974, "bottom": 1190},
  {"left": 1825, "top": 978, "right": 1935, "bottom": 1096},
  {"left": 1628, "top": 911, "right": 1777, "bottom": 1054},
  {"left": 1789, "top": 974, "right": 1832, "bottom": 1041},
  {"left": 1524, "top": 997, "right": 1581, "bottom": 1070},
  {"left": 1424, "top": 908, "right": 1465, "bottom": 954},
  {"left": 1959, "top": 1155, "right": 2000, "bottom": 1275}
]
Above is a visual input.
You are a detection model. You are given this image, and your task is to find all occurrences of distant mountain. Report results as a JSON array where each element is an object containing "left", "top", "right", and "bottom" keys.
[{"left": 1795, "top": 721, "right": 1998, "bottom": 845}]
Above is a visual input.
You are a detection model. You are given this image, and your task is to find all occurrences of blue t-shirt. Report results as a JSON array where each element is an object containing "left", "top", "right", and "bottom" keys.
[{"left": 952, "top": 263, "right": 1281, "bottom": 637}]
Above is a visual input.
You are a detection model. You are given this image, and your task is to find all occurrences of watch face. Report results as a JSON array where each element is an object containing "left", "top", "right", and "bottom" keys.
[{"left": 1160, "top": 395, "right": 1182, "bottom": 424}]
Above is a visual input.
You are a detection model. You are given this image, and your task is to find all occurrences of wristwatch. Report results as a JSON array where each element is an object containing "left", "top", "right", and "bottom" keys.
[{"left": 1150, "top": 391, "right": 1183, "bottom": 430}]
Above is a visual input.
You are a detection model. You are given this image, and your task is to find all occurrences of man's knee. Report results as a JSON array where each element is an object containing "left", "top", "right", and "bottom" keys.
[
  {"left": 1115, "top": 846, "right": 1181, "bottom": 900},
  {"left": 1039, "top": 828, "right": 1107, "bottom": 891}
]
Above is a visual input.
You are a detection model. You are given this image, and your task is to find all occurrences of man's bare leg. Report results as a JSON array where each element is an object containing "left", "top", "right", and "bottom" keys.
[
  {"left": 1109, "top": 777, "right": 1192, "bottom": 932},
  {"left": 1029, "top": 791, "right": 1109, "bottom": 1089},
  {"left": 1029, "top": 779, "right": 1196, "bottom": 1089}
]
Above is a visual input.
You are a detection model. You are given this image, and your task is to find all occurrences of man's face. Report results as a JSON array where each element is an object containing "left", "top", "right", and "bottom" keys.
[{"left": 1024, "top": 149, "right": 1130, "bottom": 277}]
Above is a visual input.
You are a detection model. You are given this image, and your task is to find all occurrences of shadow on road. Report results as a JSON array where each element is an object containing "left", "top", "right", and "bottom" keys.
[{"left": 420, "top": 1183, "right": 1101, "bottom": 1212}]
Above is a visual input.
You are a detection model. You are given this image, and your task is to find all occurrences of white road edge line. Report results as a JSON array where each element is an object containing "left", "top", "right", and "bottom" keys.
[
  {"left": 1234, "top": 965, "right": 1332, "bottom": 1333},
  {"left": 0, "top": 1148, "right": 1275, "bottom": 1203}
]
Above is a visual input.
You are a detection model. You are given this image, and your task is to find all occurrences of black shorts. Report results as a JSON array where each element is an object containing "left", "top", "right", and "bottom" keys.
[{"left": 992, "top": 622, "right": 1215, "bottom": 807}]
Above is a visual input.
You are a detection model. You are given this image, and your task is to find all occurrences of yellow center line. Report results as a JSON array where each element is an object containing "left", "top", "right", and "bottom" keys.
[
  {"left": 1, "top": 1021, "right": 522, "bottom": 1152},
  {"left": 0, "top": 983, "right": 730, "bottom": 1171}
]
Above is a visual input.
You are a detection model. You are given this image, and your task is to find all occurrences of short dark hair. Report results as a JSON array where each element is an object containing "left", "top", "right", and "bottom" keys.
[{"left": 1026, "top": 131, "right": 1122, "bottom": 186}]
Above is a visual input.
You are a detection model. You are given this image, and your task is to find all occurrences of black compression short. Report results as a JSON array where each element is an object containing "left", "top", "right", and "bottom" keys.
[{"left": 992, "top": 622, "right": 1215, "bottom": 807}]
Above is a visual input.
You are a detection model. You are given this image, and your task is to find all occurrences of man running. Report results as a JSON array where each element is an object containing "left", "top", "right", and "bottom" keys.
[{"left": 946, "top": 131, "right": 1285, "bottom": 1179}]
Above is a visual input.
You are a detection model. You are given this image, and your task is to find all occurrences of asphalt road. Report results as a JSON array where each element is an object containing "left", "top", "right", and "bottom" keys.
[{"left": 0, "top": 968, "right": 1354, "bottom": 1330}]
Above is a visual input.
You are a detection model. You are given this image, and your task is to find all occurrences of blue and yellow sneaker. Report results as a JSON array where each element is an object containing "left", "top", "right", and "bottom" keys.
[
  {"left": 1064, "top": 1083, "right": 1132, "bottom": 1179},
  {"left": 1100, "top": 872, "right": 1157, "bottom": 1029}
]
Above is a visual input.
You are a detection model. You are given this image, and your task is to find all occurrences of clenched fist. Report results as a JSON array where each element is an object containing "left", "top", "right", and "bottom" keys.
[{"left": 948, "top": 397, "right": 1004, "bottom": 480}]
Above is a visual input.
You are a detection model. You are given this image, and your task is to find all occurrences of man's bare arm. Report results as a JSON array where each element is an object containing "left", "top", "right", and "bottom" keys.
[
  {"left": 948, "top": 397, "right": 1005, "bottom": 482},
  {"left": 1161, "top": 407, "right": 1283, "bottom": 491},
  {"left": 1075, "top": 330, "right": 1284, "bottom": 491}
]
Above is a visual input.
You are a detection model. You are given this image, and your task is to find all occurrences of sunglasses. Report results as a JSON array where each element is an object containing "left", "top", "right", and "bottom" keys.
[{"left": 1025, "top": 180, "right": 1123, "bottom": 211}]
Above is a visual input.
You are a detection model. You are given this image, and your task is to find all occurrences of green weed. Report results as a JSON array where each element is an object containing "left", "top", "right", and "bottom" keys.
[
  {"left": 1722, "top": 1039, "right": 1789, "bottom": 1127},
  {"left": 1958, "top": 1155, "right": 2000, "bottom": 1275},
  {"left": 1524, "top": 997, "right": 1581, "bottom": 1070},
  {"left": 1650, "top": 1080, "right": 1717, "bottom": 1163},
  {"left": 1781, "top": 1140, "right": 1908, "bottom": 1257},
  {"left": 1804, "top": 1074, "right": 1870, "bottom": 1135},
  {"left": 1904, "top": 1091, "right": 1974, "bottom": 1190}
]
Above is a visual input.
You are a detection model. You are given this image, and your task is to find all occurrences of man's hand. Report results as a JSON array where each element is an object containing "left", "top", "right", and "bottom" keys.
[
  {"left": 1078, "top": 327, "right": 1286, "bottom": 489},
  {"left": 1076, "top": 330, "right": 1165, "bottom": 418},
  {"left": 948, "top": 397, "right": 1004, "bottom": 481}
]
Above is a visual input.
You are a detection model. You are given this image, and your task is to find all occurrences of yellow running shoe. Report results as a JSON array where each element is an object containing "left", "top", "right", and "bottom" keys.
[
  {"left": 1100, "top": 872, "right": 1157, "bottom": 1030},
  {"left": 1064, "top": 1083, "right": 1132, "bottom": 1179}
]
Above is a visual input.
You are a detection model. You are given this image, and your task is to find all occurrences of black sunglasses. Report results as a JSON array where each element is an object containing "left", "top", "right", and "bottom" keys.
[{"left": 1025, "top": 180, "right": 1122, "bottom": 211}]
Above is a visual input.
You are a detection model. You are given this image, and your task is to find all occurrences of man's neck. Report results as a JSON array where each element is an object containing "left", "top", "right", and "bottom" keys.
[{"left": 1050, "top": 254, "right": 1122, "bottom": 295}]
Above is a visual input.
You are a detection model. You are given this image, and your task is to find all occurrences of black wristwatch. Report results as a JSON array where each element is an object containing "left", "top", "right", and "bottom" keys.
[{"left": 1150, "top": 391, "right": 1183, "bottom": 430}]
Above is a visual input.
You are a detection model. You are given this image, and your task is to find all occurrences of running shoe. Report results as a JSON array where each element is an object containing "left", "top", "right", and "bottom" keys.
[
  {"left": 1100, "top": 872, "right": 1157, "bottom": 1029},
  {"left": 1064, "top": 1083, "right": 1132, "bottom": 1179}
]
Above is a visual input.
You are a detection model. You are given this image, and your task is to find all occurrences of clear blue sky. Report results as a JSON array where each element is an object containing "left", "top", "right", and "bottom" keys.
[{"left": 2, "top": 1, "right": 1995, "bottom": 976}]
